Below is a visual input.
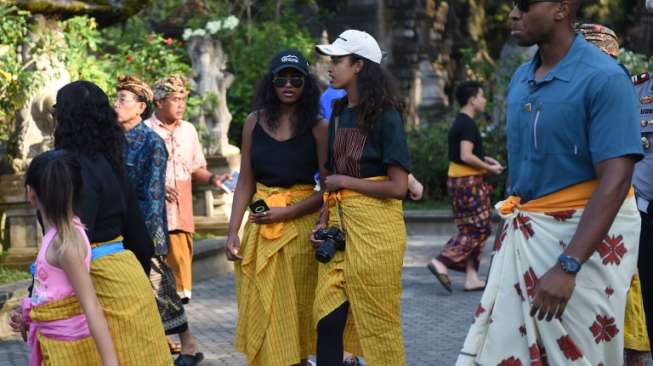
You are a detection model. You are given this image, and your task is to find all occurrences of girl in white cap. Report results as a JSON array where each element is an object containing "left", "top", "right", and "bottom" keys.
[{"left": 311, "top": 30, "right": 411, "bottom": 366}]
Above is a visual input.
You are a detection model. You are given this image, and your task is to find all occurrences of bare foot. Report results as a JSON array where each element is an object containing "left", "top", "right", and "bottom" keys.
[
  {"left": 464, "top": 279, "right": 486, "bottom": 291},
  {"left": 179, "top": 331, "right": 198, "bottom": 355},
  {"left": 430, "top": 258, "right": 448, "bottom": 276}
]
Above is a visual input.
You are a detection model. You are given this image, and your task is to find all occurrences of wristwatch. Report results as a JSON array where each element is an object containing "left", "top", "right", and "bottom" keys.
[{"left": 558, "top": 254, "right": 582, "bottom": 274}]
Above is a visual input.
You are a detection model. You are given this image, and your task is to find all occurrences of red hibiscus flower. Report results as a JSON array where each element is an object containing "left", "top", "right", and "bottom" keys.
[
  {"left": 590, "top": 315, "right": 619, "bottom": 343},
  {"left": 545, "top": 210, "right": 576, "bottom": 221},
  {"left": 597, "top": 234, "right": 627, "bottom": 265},
  {"left": 497, "top": 356, "right": 523, "bottom": 366},
  {"left": 557, "top": 335, "right": 583, "bottom": 361},
  {"left": 164, "top": 37, "right": 174, "bottom": 46},
  {"left": 524, "top": 267, "right": 539, "bottom": 299},
  {"left": 513, "top": 214, "right": 535, "bottom": 240}
]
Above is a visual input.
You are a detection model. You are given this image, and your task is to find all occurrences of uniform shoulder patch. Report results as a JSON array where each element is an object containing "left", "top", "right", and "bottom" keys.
[{"left": 633, "top": 72, "right": 650, "bottom": 85}]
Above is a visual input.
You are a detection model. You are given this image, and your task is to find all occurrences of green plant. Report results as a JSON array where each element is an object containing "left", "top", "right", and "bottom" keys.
[
  {"left": 0, "top": 266, "right": 31, "bottom": 285},
  {"left": 60, "top": 16, "right": 113, "bottom": 91},
  {"left": 619, "top": 49, "right": 653, "bottom": 76},
  {"left": 0, "top": 5, "right": 46, "bottom": 142}
]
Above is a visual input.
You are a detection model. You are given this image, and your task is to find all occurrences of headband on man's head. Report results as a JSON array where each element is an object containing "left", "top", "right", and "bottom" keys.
[
  {"left": 117, "top": 75, "right": 154, "bottom": 103},
  {"left": 153, "top": 74, "right": 189, "bottom": 101},
  {"left": 577, "top": 23, "right": 620, "bottom": 58}
]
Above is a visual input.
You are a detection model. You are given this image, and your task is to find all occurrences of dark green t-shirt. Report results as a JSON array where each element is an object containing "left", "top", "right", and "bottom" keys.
[{"left": 326, "top": 106, "right": 412, "bottom": 177}]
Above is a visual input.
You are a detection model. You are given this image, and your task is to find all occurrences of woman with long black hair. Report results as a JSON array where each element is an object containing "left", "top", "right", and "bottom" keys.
[
  {"left": 225, "top": 49, "right": 328, "bottom": 366},
  {"left": 52, "top": 81, "right": 171, "bottom": 365},
  {"left": 312, "top": 30, "right": 412, "bottom": 366}
]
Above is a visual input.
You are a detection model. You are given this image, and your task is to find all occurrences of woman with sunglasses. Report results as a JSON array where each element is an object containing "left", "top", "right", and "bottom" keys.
[
  {"left": 226, "top": 49, "right": 328, "bottom": 366},
  {"left": 311, "top": 30, "right": 411, "bottom": 366}
]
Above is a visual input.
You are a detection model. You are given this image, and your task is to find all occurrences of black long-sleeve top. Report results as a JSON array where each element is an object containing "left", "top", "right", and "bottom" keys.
[{"left": 77, "top": 153, "right": 154, "bottom": 273}]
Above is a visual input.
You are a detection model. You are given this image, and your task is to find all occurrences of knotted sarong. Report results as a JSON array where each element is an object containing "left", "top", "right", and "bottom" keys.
[
  {"left": 457, "top": 181, "right": 640, "bottom": 366},
  {"left": 234, "top": 184, "right": 318, "bottom": 365},
  {"left": 314, "top": 178, "right": 407, "bottom": 366}
]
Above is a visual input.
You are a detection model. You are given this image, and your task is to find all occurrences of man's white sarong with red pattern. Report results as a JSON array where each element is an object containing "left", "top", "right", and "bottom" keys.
[{"left": 456, "top": 196, "right": 640, "bottom": 366}]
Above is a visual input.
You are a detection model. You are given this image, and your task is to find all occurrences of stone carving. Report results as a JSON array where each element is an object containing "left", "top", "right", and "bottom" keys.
[
  {"left": 187, "top": 35, "right": 239, "bottom": 157},
  {"left": 11, "top": 19, "right": 70, "bottom": 173}
]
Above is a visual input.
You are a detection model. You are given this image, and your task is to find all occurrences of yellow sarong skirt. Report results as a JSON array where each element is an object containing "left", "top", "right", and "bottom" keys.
[
  {"left": 234, "top": 184, "right": 319, "bottom": 365},
  {"left": 625, "top": 273, "right": 651, "bottom": 351},
  {"left": 91, "top": 248, "right": 171, "bottom": 365},
  {"left": 314, "top": 191, "right": 407, "bottom": 366},
  {"left": 30, "top": 297, "right": 102, "bottom": 365}
]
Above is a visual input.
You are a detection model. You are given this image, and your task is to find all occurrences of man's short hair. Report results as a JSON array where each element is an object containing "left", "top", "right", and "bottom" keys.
[{"left": 455, "top": 81, "right": 483, "bottom": 107}]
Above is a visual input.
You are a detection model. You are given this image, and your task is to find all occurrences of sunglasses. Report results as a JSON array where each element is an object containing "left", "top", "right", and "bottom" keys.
[
  {"left": 512, "top": 0, "right": 560, "bottom": 12},
  {"left": 273, "top": 76, "right": 304, "bottom": 88}
]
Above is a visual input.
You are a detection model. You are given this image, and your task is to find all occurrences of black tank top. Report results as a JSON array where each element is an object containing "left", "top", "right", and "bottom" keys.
[{"left": 250, "top": 121, "right": 318, "bottom": 188}]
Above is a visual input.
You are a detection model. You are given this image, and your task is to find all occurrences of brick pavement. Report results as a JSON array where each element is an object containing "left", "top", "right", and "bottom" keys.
[{"left": 0, "top": 234, "right": 487, "bottom": 366}]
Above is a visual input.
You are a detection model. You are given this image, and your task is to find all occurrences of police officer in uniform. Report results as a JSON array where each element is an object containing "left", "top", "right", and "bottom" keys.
[{"left": 633, "top": 70, "right": 653, "bottom": 346}]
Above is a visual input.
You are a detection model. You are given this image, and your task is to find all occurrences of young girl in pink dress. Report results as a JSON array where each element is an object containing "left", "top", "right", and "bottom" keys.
[{"left": 14, "top": 150, "right": 118, "bottom": 366}]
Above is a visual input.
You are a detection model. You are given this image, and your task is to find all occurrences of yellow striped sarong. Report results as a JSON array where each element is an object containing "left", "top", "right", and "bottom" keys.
[
  {"left": 234, "top": 184, "right": 319, "bottom": 365},
  {"left": 30, "top": 296, "right": 101, "bottom": 365},
  {"left": 314, "top": 185, "right": 407, "bottom": 365},
  {"left": 625, "top": 274, "right": 651, "bottom": 351},
  {"left": 90, "top": 241, "right": 171, "bottom": 365}
]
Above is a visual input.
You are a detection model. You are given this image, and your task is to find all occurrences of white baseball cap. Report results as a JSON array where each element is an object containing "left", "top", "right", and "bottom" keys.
[{"left": 316, "top": 29, "right": 383, "bottom": 64}]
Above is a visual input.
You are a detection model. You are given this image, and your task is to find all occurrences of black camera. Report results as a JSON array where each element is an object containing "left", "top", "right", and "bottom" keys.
[{"left": 314, "top": 227, "right": 346, "bottom": 263}]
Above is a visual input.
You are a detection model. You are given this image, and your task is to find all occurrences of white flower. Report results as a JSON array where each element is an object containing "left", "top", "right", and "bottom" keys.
[
  {"left": 223, "top": 16, "right": 239, "bottom": 30},
  {"left": 182, "top": 28, "right": 194, "bottom": 40},
  {"left": 206, "top": 20, "right": 223, "bottom": 34},
  {"left": 192, "top": 29, "right": 207, "bottom": 37}
]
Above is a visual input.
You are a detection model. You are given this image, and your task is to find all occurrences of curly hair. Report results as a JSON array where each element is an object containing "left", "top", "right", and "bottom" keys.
[
  {"left": 252, "top": 71, "right": 321, "bottom": 136},
  {"left": 53, "top": 81, "right": 126, "bottom": 174},
  {"left": 333, "top": 55, "right": 405, "bottom": 131}
]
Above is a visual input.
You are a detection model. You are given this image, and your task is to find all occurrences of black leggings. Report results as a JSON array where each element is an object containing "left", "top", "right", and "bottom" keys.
[
  {"left": 638, "top": 211, "right": 653, "bottom": 345},
  {"left": 316, "top": 302, "right": 349, "bottom": 366}
]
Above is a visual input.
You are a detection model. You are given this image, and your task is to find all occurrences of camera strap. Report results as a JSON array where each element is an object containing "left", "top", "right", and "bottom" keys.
[{"left": 332, "top": 115, "right": 348, "bottom": 238}]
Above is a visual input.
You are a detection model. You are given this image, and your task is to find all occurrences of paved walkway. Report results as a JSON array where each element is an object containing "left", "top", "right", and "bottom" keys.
[{"left": 0, "top": 235, "right": 489, "bottom": 365}]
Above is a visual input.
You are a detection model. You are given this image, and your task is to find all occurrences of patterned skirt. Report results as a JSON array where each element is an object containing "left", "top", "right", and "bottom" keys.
[
  {"left": 456, "top": 190, "right": 640, "bottom": 366},
  {"left": 150, "top": 256, "right": 188, "bottom": 335},
  {"left": 438, "top": 175, "right": 492, "bottom": 271},
  {"left": 314, "top": 191, "right": 406, "bottom": 366}
]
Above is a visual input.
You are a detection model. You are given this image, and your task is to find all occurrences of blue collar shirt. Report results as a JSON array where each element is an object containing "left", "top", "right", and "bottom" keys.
[{"left": 506, "top": 35, "right": 643, "bottom": 201}]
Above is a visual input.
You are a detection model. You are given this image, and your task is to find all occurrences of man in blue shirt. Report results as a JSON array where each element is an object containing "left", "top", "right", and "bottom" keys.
[
  {"left": 456, "top": 1, "right": 643, "bottom": 365},
  {"left": 115, "top": 76, "right": 203, "bottom": 365}
]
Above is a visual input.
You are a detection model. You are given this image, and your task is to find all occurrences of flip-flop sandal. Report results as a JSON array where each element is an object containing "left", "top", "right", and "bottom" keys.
[
  {"left": 174, "top": 352, "right": 204, "bottom": 366},
  {"left": 344, "top": 356, "right": 361, "bottom": 366},
  {"left": 463, "top": 286, "right": 486, "bottom": 292},
  {"left": 427, "top": 262, "right": 453, "bottom": 293}
]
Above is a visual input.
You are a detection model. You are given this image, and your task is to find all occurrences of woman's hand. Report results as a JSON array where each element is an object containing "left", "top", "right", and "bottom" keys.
[
  {"left": 324, "top": 174, "right": 351, "bottom": 192},
  {"left": 309, "top": 221, "right": 327, "bottom": 250},
  {"left": 9, "top": 305, "right": 27, "bottom": 341},
  {"left": 250, "top": 207, "right": 290, "bottom": 224},
  {"left": 225, "top": 234, "right": 242, "bottom": 261}
]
